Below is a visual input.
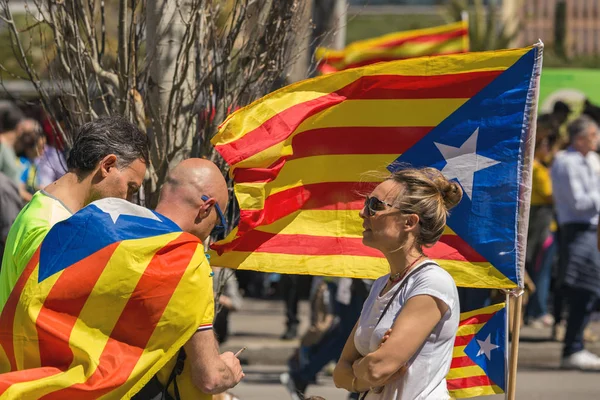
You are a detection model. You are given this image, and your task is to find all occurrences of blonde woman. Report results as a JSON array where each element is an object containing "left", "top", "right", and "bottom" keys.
[{"left": 333, "top": 167, "right": 463, "bottom": 399}]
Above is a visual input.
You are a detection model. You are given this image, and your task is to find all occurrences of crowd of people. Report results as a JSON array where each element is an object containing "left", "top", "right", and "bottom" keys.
[{"left": 2, "top": 97, "right": 600, "bottom": 400}]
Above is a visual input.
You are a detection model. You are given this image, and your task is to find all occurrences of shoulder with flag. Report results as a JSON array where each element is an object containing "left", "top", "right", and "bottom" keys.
[
  {"left": 209, "top": 44, "right": 542, "bottom": 290},
  {"left": 0, "top": 198, "right": 214, "bottom": 399},
  {"left": 448, "top": 302, "right": 507, "bottom": 398}
]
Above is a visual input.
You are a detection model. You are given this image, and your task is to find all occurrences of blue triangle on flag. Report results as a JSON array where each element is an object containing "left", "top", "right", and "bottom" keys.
[
  {"left": 389, "top": 47, "right": 537, "bottom": 286},
  {"left": 464, "top": 308, "right": 507, "bottom": 391},
  {"left": 38, "top": 200, "right": 181, "bottom": 282}
]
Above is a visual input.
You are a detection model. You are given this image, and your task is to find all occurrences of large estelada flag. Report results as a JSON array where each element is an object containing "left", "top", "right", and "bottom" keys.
[
  {"left": 209, "top": 45, "right": 543, "bottom": 289},
  {"left": 448, "top": 303, "right": 507, "bottom": 398},
  {"left": 0, "top": 198, "right": 214, "bottom": 399},
  {"left": 316, "top": 20, "right": 469, "bottom": 74}
]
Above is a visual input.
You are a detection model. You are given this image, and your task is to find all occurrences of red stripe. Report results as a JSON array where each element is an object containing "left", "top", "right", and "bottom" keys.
[
  {"left": 447, "top": 374, "right": 495, "bottom": 390},
  {"left": 41, "top": 234, "right": 198, "bottom": 399},
  {"left": 372, "top": 28, "right": 468, "bottom": 50},
  {"left": 454, "top": 333, "right": 475, "bottom": 346},
  {"left": 459, "top": 312, "right": 495, "bottom": 327},
  {"left": 0, "top": 368, "right": 61, "bottom": 396},
  {"left": 319, "top": 28, "right": 467, "bottom": 64},
  {"left": 233, "top": 126, "right": 433, "bottom": 183},
  {"left": 450, "top": 355, "right": 476, "bottom": 368},
  {"left": 342, "top": 50, "right": 466, "bottom": 70},
  {"left": 216, "top": 71, "right": 502, "bottom": 165},
  {"left": 0, "top": 248, "right": 41, "bottom": 372},
  {"left": 212, "top": 230, "right": 485, "bottom": 262},
  {"left": 36, "top": 243, "right": 121, "bottom": 370},
  {"left": 232, "top": 182, "right": 376, "bottom": 235}
]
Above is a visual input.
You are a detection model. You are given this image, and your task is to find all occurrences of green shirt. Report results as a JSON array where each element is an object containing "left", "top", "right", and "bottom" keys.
[
  {"left": 0, "top": 191, "right": 72, "bottom": 311},
  {"left": 0, "top": 142, "right": 20, "bottom": 184}
]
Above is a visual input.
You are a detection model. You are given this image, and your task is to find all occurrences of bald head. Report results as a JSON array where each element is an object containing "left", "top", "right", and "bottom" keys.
[{"left": 156, "top": 158, "right": 228, "bottom": 240}]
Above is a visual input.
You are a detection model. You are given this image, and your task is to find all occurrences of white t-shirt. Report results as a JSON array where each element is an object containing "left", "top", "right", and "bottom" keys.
[{"left": 354, "top": 261, "right": 459, "bottom": 400}]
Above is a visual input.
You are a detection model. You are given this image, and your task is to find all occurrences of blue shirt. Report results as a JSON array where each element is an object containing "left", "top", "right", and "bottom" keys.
[{"left": 551, "top": 147, "right": 600, "bottom": 226}]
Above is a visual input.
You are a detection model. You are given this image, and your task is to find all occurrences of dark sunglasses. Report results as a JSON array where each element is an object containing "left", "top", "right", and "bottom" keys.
[
  {"left": 201, "top": 195, "right": 228, "bottom": 236},
  {"left": 363, "top": 196, "right": 402, "bottom": 217}
]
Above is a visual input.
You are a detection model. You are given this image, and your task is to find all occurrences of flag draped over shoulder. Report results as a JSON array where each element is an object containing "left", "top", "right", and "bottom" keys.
[
  {"left": 0, "top": 198, "right": 214, "bottom": 399},
  {"left": 315, "top": 20, "right": 469, "bottom": 74},
  {"left": 209, "top": 45, "right": 543, "bottom": 289},
  {"left": 448, "top": 303, "right": 507, "bottom": 398}
]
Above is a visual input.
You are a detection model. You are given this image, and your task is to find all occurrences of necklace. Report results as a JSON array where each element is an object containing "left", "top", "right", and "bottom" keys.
[{"left": 389, "top": 256, "right": 424, "bottom": 283}]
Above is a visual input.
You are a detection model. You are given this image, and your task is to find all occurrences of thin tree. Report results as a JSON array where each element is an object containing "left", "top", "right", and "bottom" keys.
[{"left": 0, "top": 0, "right": 306, "bottom": 206}]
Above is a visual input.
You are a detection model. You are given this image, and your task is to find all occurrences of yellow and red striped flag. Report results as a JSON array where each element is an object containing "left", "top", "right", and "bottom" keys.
[
  {"left": 448, "top": 303, "right": 507, "bottom": 398},
  {"left": 316, "top": 20, "right": 469, "bottom": 73},
  {"left": 209, "top": 45, "right": 543, "bottom": 289},
  {"left": 0, "top": 198, "right": 214, "bottom": 399}
]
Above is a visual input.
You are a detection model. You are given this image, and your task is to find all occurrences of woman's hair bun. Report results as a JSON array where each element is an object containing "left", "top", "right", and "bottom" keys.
[{"left": 430, "top": 171, "right": 463, "bottom": 210}]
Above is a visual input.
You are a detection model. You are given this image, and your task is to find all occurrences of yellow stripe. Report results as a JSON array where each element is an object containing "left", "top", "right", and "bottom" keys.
[
  {"left": 446, "top": 365, "right": 486, "bottom": 380},
  {"left": 254, "top": 210, "right": 458, "bottom": 237},
  {"left": 207, "top": 250, "right": 516, "bottom": 288},
  {"left": 339, "top": 39, "right": 466, "bottom": 68},
  {"left": 213, "top": 47, "right": 531, "bottom": 145},
  {"left": 13, "top": 267, "right": 63, "bottom": 370},
  {"left": 452, "top": 345, "right": 466, "bottom": 358},
  {"left": 449, "top": 385, "right": 504, "bottom": 398},
  {"left": 297, "top": 98, "right": 466, "bottom": 130},
  {"left": 111, "top": 245, "right": 211, "bottom": 400},
  {"left": 460, "top": 302, "right": 506, "bottom": 320},
  {"left": 456, "top": 323, "right": 485, "bottom": 336}
]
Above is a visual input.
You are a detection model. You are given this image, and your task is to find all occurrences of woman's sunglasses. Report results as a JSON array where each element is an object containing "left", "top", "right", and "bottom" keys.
[{"left": 363, "top": 196, "right": 402, "bottom": 217}]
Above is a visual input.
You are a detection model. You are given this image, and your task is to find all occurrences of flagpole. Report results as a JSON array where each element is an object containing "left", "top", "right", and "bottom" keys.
[
  {"left": 504, "top": 292, "right": 510, "bottom": 400},
  {"left": 507, "top": 291, "right": 523, "bottom": 400}
]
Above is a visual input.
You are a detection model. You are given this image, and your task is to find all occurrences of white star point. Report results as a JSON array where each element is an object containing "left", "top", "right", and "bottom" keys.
[
  {"left": 476, "top": 333, "right": 500, "bottom": 360},
  {"left": 94, "top": 198, "right": 161, "bottom": 224},
  {"left": 434, "top": 127, "right": 500, "bottom": 200}
]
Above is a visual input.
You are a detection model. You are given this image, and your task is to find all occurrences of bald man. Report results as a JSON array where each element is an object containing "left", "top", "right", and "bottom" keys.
[{"left": 153, "top": 159, "right": 243, "bottom": 395}]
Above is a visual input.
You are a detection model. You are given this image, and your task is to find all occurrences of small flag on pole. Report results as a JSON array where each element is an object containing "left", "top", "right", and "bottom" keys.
[{"left": 448, "top": 303, "right": 507, "bottom": 398}]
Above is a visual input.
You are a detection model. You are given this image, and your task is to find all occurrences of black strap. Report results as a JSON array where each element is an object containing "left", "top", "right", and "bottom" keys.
[
  {"left": 358, "top": 261, "right": 437, "bottom": 400},
  {"left": 163, "top": 349, "right": 186, "bottom": 400}
]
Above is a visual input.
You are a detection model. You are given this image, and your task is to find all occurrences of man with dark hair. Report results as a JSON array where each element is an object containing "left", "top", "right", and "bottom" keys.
[{"left": 0, "top": 116, "right": 149, "bottom": 311}]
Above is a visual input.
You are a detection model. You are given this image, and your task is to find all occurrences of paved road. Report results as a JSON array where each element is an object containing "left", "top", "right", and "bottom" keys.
[{"left": 220, "top": 299, "right": 600, "bottom": 399}]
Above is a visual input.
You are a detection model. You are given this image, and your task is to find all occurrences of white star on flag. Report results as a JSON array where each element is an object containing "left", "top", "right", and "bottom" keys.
[
  {"left": 94, "top": 198, "right": 161, "bottom": 223},
  {"left": 476, "top": 333, "right": 500, "bottom": 360},
  {"left": 434, "top": 127, "right": 500, "bottom": 200}
]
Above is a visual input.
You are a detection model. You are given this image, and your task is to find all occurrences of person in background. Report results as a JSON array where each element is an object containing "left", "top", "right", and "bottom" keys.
[
  {"left": 0, "top": 103, "right": 25, "bottom": 185},
  {"left": 525, "top": 115, "right": 559, "bottom": 329},
  {"left": 14, "top": 120, "right": 47, "bottom": 201},
  {"left": 0, "top": 173, "right": 23, "bottom": 262},
  {"left": 551, "top": 115, "right": 600, "bottom": 370},
  {"left": 213, "top": 266, "right": 244, "bottom": 344}
]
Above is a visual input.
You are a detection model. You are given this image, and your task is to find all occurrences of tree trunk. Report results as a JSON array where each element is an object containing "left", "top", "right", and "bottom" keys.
[{"left": 146, "top": 0, "right": 197, "bottom": 208}]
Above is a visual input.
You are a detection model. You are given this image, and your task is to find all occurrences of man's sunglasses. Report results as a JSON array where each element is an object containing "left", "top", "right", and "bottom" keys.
[
  {"left": 201, "top": 195, "right": 228, "bottom": 236},
  {"left": 363, "top": 196, "right": 402, "bottom": 217}
]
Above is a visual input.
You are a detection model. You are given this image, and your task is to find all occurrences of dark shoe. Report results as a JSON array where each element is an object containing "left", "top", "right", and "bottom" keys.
[
  {"left": 280, "top": 372, "right": 308, "bottom": 400},
  {"left": 281, "top": 325, "right": 298, "bottom": 340}
]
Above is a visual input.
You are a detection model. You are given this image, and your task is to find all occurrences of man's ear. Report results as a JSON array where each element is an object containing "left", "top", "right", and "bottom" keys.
[
  {"left": 99, "top": 154, "right": 118, "bottom": 177},
  {"left": 197, "top": 197, "right": 216, "bottom": 221}
]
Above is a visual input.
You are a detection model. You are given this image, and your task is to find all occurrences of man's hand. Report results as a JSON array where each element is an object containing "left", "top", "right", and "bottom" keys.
[{"left": 219, "top": 352, "right": 245, "bottom": 386}]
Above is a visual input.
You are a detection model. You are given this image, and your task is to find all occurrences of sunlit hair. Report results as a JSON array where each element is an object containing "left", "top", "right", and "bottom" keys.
[{"left": 386, "top": 166, "right": 463, "bottom": 252}]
